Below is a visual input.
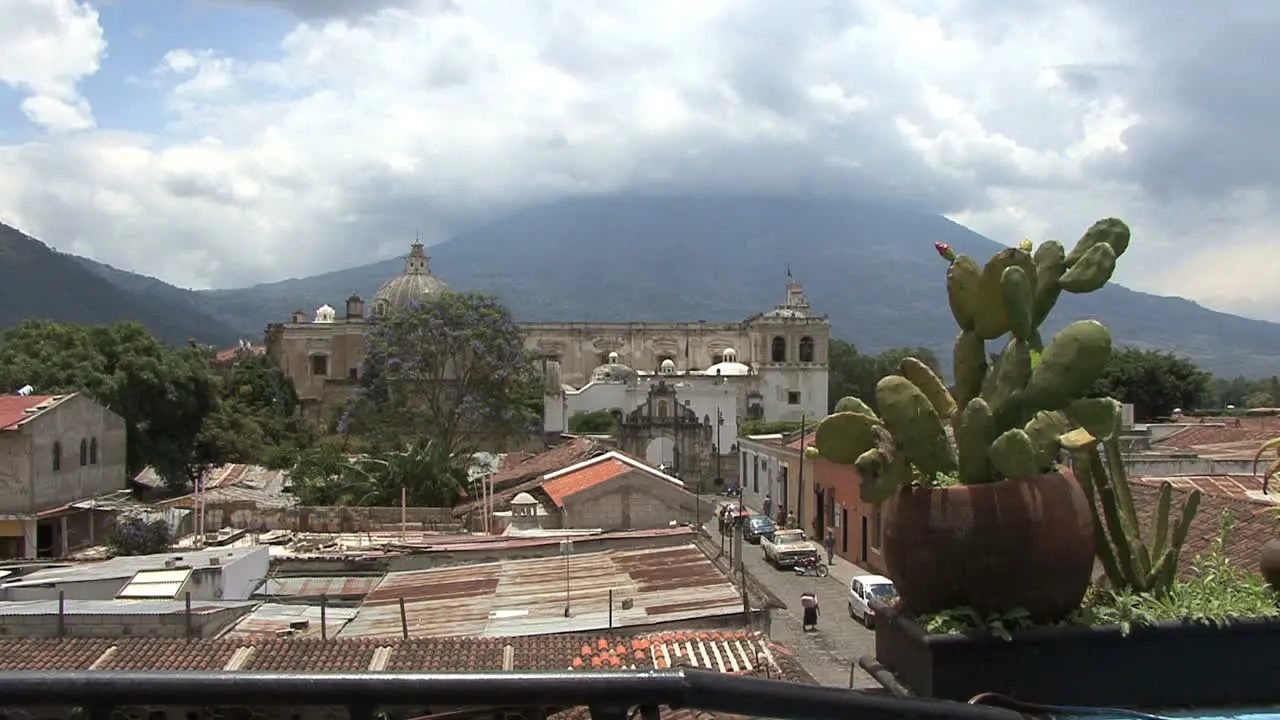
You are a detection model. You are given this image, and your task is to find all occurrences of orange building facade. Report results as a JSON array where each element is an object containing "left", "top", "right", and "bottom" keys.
[{"left": 810, "top": 459, "right": 887, "bottom": 575}]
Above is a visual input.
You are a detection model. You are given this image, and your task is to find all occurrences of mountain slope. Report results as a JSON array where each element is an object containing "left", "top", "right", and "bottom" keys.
[
  {"left": 197, "top": 195, "right": 1280, "bottom": 378},
  {"left": 0, "top": 223, "right": 241, "bottom": 347}
]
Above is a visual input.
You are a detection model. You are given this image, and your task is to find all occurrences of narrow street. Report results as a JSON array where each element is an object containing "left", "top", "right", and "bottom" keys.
[{"left": 711, "top": 526, "right": 879, "bottom": 689}]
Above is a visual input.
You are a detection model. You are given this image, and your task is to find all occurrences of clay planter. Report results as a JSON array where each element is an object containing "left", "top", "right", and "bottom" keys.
[
  {"left": 872, "top": 600, "right": 1280, "bottom": 706},
  {"left": 1262, "top": 538, "right": 1280, "bottom": 591},
  {"left": 881, "top": 471, "right": 1094, "bottom": 621}
]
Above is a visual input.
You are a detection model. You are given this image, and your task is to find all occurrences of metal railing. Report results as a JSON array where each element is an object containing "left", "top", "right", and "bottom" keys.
[{"left": 0, "top": 669, "right": 1021, "bottom": 720}]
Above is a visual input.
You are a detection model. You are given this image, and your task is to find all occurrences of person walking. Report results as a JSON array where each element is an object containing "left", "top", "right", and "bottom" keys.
[
  {"left": 800, "top": 591, "right": 820, "bottom": 631},
  {"left": 762, "top": 494, "right": 772, "bottom": 519},
  {"left": 824, "top": 526, "right": 836, "bottom": 565},
  {"left": 785, "top": 510, "right": 797, "bottom": 529}
]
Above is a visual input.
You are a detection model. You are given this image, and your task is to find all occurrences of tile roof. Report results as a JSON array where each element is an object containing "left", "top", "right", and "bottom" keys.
[
  {"left": 0, "top": 394, "right": 64, "bottom": 431},
  {"left": 1130, "top": 481, "right": 1277, "bottom": 578},
  {"left": 540, "top": 451, "right": 685, "bottom": 507},
  {"left": 1134, "top": 474, "right": 1277, "bottom": 503},
  {"left": 543, "top": 458, "right": 632, "bottom": 506},
  {"left": 454, "top": 438, "right": 601, "bottom": 516},
  {"left": 1151, "top": 423, "right": 1278, "bottom": 459},
  {"left": 0, "top": 630, "right": 812, "bottom": 679},
  {"left": 785, "top": 431, "right": 816, "bottom": 452}
]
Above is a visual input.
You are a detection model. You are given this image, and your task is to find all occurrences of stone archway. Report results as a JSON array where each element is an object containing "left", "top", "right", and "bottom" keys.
[{"left": 645, "top": 436, "right": 675, "bottom": 466}]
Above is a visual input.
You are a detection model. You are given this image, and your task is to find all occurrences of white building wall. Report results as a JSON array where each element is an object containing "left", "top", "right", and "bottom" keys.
[{"left": 756, "top": 368, "right": 828, "bottom": 422}]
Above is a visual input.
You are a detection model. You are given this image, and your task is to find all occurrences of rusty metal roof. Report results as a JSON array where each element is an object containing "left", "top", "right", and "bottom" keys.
[
  {"left": 224, "top": 602, "right": 358, "bottom": 639},
  {"left": 338, "top": 544, "right": 743, "bottom": 639},
  {"left": 255, "top": 576, "right": 382, "bottom": 599}
]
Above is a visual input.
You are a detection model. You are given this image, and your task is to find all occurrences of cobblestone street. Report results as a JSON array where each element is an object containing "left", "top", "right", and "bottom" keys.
[{"left": 711, "top": 528, "right": 879, "bottom": 689}]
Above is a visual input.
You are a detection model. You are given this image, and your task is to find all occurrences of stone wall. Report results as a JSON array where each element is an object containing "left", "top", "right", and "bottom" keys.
[
  {"left": 0, "top": 606, "right": 251, "bottom": 639},
  {"left": 199, "top": 505, "right": 464, "bottom": 533}
]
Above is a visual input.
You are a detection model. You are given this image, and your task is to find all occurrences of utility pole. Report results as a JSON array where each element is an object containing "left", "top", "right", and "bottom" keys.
[{"left": 796, "top": 414, "right": 806, "bottom": 532}]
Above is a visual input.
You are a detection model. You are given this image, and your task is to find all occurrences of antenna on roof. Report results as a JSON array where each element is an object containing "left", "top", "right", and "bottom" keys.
[{"left": 15, "top": 385, "right": 33, "bottom": 397}]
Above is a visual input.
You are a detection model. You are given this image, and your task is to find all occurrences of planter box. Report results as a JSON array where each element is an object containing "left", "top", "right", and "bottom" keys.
[{"left": 871, "top": 600, "right": 1280, "bottom": 707}]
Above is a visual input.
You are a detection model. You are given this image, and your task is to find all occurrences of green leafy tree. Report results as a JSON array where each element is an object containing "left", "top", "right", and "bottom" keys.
[
  {"left": 108, "top": 515, "right": 174, "bottom": 556},
  {"left": 0, "top": 320, "right": 222, "bottom": 489},
  {"left": 1089, "top": 348, "right": 1211, "bottom": 421},
  {"left": 201, "top": 352, "right": 306, "bottom": 462},
  {"left": 354, "top": 292, "right": 539, "bottom": 454},
  {"left": 288, "top": 440, "right": 466, "bottom": 507},
  {"left": 568, "top": 410, "right": 617, "bottom": 434},
  {"left": 827, "top": 340, "right": 943, "bottom": 412}
]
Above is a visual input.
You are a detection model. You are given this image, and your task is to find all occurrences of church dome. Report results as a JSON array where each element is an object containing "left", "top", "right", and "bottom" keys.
[
  {"left": 372, "top": 240, "right": 451, "bottom": 316},
  {"left": 705, "top": 347, "right": 750, "bottom": 376}
]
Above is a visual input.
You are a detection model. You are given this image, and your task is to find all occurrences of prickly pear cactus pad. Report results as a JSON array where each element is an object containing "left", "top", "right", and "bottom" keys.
[{"left": 811, "top": 219, "right": 1131, "bottom": 494}]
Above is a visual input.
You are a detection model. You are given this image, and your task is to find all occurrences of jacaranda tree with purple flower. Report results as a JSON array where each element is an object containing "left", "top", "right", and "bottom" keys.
[{"left": 356, "top": 291, "right": 540, "bottom": 455}]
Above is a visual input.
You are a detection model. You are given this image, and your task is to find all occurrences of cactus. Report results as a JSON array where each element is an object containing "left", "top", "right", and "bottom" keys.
[
  {"left": 1254, "top": 437, "right": 1280, "bottom": 494},
  {"left": 1065, "top": 426, "right": 1201, "bottom": 595},
  {"left": 811, "top": 218, "right": 1131, "bottom": 496}
]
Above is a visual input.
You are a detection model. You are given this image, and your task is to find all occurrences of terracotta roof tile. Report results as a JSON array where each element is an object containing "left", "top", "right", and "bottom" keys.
[
  {"left": 454, "top": 438, "right": 601, "bottom": 516},
  {"left": 1134, "top": 474, "right": 1275, "bottom": 501},
  {"left": 1130, "top": 481, "right": 1277, "bottom": 578},
  {"left": 1152, "top": 424, "right": 1278, "bottom": 459},
  {"left": 0, "top": 631, "right": 814, "bottom": 681},
  {"left": 785, "top": 431, "right": 816, "bottom": 452},
  {"left": 543, "top": 458, "right": 633, "bottom": 506},
  {"left": 0, "top": 394, "right": 61, "bottom": 431}
]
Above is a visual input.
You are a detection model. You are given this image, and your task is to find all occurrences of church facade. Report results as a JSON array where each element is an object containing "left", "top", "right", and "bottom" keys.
[{"left": 266, "top": 241, "right": 831, "bottom": 482}]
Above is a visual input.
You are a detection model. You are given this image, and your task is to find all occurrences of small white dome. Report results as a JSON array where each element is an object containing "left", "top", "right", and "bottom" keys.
[
  {"left": 607, "top": 351, "right": 620, "bottom": 363},
  {"left": 723, "top": 348, "right": 738, "bottom": 361},
  {"left": 314, "top": 304, "right": 336, "bottom": 323},
  {"left": 659, "top": 359, "right": 677, "bottom": 375},
  {"left": 705, "top": 361, "right": 751, "bottom": 377},
  {"left": 512, "top": 492, "right": 538, "bottom": 505}
]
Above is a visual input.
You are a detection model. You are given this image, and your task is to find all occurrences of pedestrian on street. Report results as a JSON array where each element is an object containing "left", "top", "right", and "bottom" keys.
[
  {"left": 762, "top": 494, "right": 772, "bottom": 519},
  {"left": 800, "top": 591, "right": 820, "bottom": 631},
  {"left": 785, "top": 510, "right": 797, "bottom": 529},
  {"left": 824, "top": 527, "right": 836, "bottom": 565}
]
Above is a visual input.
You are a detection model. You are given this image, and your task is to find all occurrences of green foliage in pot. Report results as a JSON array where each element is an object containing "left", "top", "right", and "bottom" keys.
[{"left": 808, "top": 219, "right": 1131, "bottom": 499}]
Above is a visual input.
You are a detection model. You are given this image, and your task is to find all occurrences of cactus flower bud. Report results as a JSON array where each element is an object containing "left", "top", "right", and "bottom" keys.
[
  {"left": 934, "top": 242, "right": 956, "bottom": 262},
  {"left": 1018, "top": 238, "right": 1033, "bottom": 252}
]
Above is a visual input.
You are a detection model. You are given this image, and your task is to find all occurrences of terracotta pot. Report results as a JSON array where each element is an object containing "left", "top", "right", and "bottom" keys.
[
  {"left": 1261, "top": 538, "right": 1280, "bottom": 591},
  {"left": 881, "top": 471, "right": 1095, "bottom": 622}
]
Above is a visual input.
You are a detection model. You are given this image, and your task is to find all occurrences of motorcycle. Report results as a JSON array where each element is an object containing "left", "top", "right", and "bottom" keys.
[{"left": 793, "top": 555, "right": 829, "bottom": 578}]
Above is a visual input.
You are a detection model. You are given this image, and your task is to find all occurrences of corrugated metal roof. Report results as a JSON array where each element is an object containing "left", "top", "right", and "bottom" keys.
[
  {"left": 224, "top": 602, "right": 358, "bottom": 639},
  {"left": 0, "top": 600, "right": 254, "bottom": 616},
  {"left": 254, "top": 576, "right": 381, "bottom": 598},
  {"left": 338, "top": 543, "right": 743, "bottom": 639}
]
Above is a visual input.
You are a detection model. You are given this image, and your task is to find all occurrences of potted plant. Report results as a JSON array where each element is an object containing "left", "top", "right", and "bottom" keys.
[
  {"left": 811, "top": 219, "right": 1133, "bottom": 621},
  {"left": 812, "top": 219, "right": 1280, "bottom": 707},
  {"left": 1256, "top": 436, "right": 1280, "bottom": 589}
]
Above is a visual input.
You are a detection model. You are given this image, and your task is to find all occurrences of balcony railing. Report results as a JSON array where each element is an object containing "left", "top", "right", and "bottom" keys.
[{"left": 0, "top": 669, "right": 1021, "bottom": 720}]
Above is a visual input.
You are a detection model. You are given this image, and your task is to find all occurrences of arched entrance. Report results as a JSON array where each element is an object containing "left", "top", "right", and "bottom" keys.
[{"left": 645, "top": 436, "right": 675, "bottom": 467}]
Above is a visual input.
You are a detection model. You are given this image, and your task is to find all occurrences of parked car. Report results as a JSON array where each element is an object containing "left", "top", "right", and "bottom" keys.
[
  {"left": 847, "top": 574, "right": 897, "bottom": 627},
  {"left": 743, "top": 514, "right": 777, "bottom": 544},
  {"left": 761, "top": 529, "right": 820, "bottom": 568}
]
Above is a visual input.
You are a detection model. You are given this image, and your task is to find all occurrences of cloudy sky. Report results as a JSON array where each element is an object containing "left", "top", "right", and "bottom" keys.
[{"left": 1, "top": 1, "right": 1277, "bottom": 321}]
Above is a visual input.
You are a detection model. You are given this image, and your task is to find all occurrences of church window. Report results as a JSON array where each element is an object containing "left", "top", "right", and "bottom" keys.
[
  {"left": 79, "top": 438, "right": 88, "bottom": 466},
  {"left": 658, "top": 400, "right": 670, "bottom": 418},
  {"left": 788, "top": 391, "right": 801, "bottom": 405},
  {"left": 348, "top": 367, "right": 358, "bottom": 380},
  {"left": 799, "top": 336, "right": 815, "bottom": 362},
  {"left": 310, "top": 354, "right": 330, "bottom": 377},
  {"left": 52, "top": 441, "right": 61, "bottom": 472},
  {"left": 771, "top": 336, "right": 787, "bottom": 363},
  {"left": 90, "top": 438, "right": 98, "bottom": 465}
]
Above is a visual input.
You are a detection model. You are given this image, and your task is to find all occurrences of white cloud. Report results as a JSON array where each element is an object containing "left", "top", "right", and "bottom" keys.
[
  {"left": 0, "top": 0, "right": 104, "bottom": 133},
  {"left": 0, "top": 0, "right": 1276, "bottom": 320}
]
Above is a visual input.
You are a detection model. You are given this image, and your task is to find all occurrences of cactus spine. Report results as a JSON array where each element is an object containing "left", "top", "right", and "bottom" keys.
[{"left": 812, "top": 220, "right": 1131, "bottom": 503}]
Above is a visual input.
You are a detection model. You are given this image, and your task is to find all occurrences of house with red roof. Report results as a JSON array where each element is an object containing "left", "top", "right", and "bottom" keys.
[
  {"left": 532, "top": 451, "right": 701, "bottom": 531},
  {"left": 0, "top": 393, "right": 127, "bottom": 559}
]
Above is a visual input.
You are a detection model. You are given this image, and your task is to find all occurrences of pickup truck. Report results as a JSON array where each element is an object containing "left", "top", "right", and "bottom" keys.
[{"left": 761, "top": 529, "right": 820, "bottom": 568}]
